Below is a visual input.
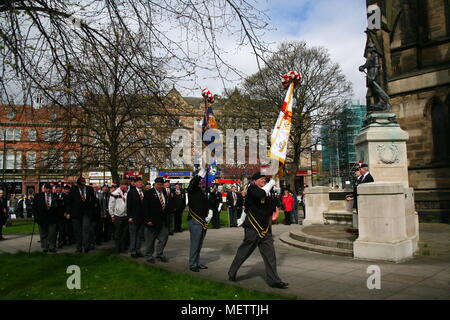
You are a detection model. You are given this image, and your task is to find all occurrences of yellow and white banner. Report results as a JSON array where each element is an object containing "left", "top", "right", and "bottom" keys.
[{"left": 268, "top": 81, "right": 294, "bottom": 165}]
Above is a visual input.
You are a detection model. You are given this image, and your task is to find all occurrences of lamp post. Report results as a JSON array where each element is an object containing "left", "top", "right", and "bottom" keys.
[
  {"left": 2, "top": 129, "right": 6, "bottom": 192},
  {"left": 310, "top": 146, "right": 314, "bottom": 187}
]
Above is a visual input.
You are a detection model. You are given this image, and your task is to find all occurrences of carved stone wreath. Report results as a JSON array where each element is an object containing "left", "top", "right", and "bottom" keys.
[{"left": 377, "top": 143, "right": 400, "bottom": 164}]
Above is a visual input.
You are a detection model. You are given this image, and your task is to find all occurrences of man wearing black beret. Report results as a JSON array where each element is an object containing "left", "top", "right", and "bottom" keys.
[
  {"left": 32, "top": 183, "right": 59, "bottom": 253},
  {"left": 228, "top": 172, "right": 288, "bottom": 289},
  {"left": 67, "top": 177, "right": 96, "bottom": 253},
  {"left": 186, "top": 167, "right": 213, "bottom": 272},
  {"left": 127, "top": 177, "right": 145, "bottom": 258},
  {"left": 142, "top": 177, "right": 171, "bottom": 263}
]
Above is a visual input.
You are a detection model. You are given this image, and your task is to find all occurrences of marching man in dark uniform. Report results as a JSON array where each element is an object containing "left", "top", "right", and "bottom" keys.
[
  {"left": 33, "top": 183, "right": 59, "bottom": 253},
  {"left": 187, "top": 168, "right": 213, "bottom": 272},
  {"left": 142, "top": 177, "right": 171, "bottom": 264},
  {"left": 67, "top": 177, "right": 96, "bottom": 253},
  {"left": 228, "top": 172, "right": 288, "bottom": 289},
  {"left": 127, "top": 177, "right": 145, "bottom": 258}
]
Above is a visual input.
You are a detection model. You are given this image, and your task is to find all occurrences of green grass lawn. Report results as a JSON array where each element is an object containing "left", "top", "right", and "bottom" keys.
[
  {"left": 3, "top": 220, "right": 36, "bottom": 234},
  {"left": 3, "top": 209, "right": 295, "bottom": 234},
  {"left": 0, "top": 251, "right": 294, "bottom": 300}
]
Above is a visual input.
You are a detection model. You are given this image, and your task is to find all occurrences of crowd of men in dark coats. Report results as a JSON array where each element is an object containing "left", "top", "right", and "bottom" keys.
[
  {"left": 27, "top": 176, "right": 189, "bottom": 256},
  {"left": 1, "top": 170, "right": 297, "bottom": 289}
]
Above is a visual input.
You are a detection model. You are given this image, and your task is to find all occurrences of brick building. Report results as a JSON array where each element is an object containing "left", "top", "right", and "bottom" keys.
[
  {"left": 0, "top": 104, "right": 82, "bottom": 196},
  {"left": 365, "top": 0, "right": 450, "bottom": 221}
]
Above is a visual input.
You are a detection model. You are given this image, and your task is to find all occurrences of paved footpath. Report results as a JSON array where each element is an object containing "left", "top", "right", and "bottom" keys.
[{"left": 1, "top": 223, "right": 449, "bottom": 300}]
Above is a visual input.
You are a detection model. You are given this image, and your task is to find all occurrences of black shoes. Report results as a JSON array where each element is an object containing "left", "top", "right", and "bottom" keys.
[
  {"left": 49, "top": 249, "right": 57, "bottom": 253},
  {"left": 198, "top": 264, "right": 208, "bottom": 269},
  {"left": 190, "top": 267, "right": 200, "bottom": 272},
  {"left": 157, "top": 256, "right": 169, "bottom": 263},
  {"left": 147, "top": 258, "right": 156, "bottom": 264},
  {"left": 270, "top": 282, "right": 289, "bottom": 289},
  {"left": 43, "top": 249, "right": 48, "bottom": 253},
  {"left": 228, "top": 275, "right": 237, "bottom": 282}
]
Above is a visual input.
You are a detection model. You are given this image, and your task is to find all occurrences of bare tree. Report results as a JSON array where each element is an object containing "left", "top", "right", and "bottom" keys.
[
  {"left": 0, "top": 0, "right": 270, "bottom": 104},
  {"left": 0, "top": 0, "right": 271, "bottom": 181},
  {"left": 232, "top": 41, "right": 353, "bottom": 190}
]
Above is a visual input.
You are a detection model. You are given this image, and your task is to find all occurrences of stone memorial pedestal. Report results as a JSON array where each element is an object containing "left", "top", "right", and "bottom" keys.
[
  {"left": 353, "top": 182, "right": 415, "bottom": 262},
  {"left": 355, "top": 113, "right": 409, "bottom": 187},
  {"left": 353, "top": 112, "right": 419, "bottom": 262},
  {"left": 303, "top": 187, "right": 329, "bottom": 226}
]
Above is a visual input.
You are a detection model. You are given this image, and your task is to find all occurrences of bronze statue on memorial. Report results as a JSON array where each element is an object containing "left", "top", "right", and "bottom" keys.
[{"left": 359, "top": 43, "right": 391, "bottom": 113}]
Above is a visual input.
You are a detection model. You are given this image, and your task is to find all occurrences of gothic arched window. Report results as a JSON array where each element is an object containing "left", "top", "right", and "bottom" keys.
[{"left": 431, "top": 97, "right": 450, "bottom": 163}]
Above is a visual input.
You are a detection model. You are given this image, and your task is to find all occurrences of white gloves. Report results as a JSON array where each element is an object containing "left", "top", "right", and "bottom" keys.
[
  {"left": 205, "top": 209, "right": 213, "bottom": 223},
  {"left": 262, "top": 179, "right": 276, "bottom": 195},
  {"left": 237, "top": 212, "right": 247, "bottom": 227},
  {"left": 198, "top": 167, "right": 207, "bottom": 178}
]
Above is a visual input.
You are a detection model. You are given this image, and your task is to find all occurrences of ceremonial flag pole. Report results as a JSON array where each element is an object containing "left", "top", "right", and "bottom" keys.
[
  {"left": 268, "top": 71, "right": 302, "bottom": 178},
  {"left": 201, "top": 88, "right": 217, "bottom": 204}
]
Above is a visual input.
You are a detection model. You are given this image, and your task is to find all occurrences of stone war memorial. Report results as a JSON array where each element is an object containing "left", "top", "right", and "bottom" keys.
[
  {"left": 282, "top": 2, "right": 426, "bottom": 264},
  {"left": 353, "top": 42, "right": 419, "bottom": 262}
]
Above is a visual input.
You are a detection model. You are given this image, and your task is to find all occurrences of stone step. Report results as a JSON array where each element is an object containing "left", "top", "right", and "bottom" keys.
[
  {"left": 289, "top": 226, "right": 354, "bottom": 250},
  {"left": 323, "top": 210, "right": 353, "bottom": 225},
  {"left": 280, "top": 232, "right": 353, "bottom": 257}
]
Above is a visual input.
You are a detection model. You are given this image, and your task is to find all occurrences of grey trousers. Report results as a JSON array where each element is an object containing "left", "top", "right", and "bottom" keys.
[
  {"left": 188, "top": 219, "right": 207, "bottom": 268},
  {"left": 113, "top": 216, "right": 129, "bottom": 253},
  {"left": 292, "top": 210, "right": 299, "bottom": 224},
  {"left": 168, "top": 212, "right": 175, "bottom": 233},
  {"left": 228, "top": 227, "right": 282, "bottom": 286},
  {"left": 144, "top": 223, "right": 169, "bottom": 260},
  {"left": 229, "top": 207, "right": 238, "bottom": 227},
  {"left": 129, "top": 222, "right": 143, "bottom": 254},
  {"left": 38, "top": 223, "right": 57, "bottom": 251},
  {"left": 72, "top": 215, "right": 92, "bottom": 251}
]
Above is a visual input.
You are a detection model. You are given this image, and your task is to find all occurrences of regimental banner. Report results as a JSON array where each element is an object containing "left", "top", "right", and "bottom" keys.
[{"left": 268, "top": 81, "right": 294, "bottom": 164}]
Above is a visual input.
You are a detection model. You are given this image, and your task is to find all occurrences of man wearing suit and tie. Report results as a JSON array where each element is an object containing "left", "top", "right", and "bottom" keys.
[
  {"left": 142, "top": 177, "right": 170, "bottom": 264},
  {"left": 67, "top": 177, "right": 96, "bottom": 253},
  {"left": 127, "top": 177, "right": 145, "bottom": 258},
  {"left": 54, "top": 183, "right": 68, "bottom": 249},
  {"left": 358, "top": 163, "right": 374, "bottom": 184},
  {"left": 173, "top": 183, "right": 186, "bottom": 233},
  {"left": 33, "top": 183, "right": 59, "bottom": 253},
  {"left": 227, "top": 186, "right": 243, "bottom": 227},
  {"left": 346, "top": 164, "right": 374, "bottom": 231},
  {"left": 164, "top": 180, "right": 175, "bottom": 235}
]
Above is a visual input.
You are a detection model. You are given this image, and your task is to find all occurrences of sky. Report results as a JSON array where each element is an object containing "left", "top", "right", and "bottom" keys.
[{"left": 185, "top": 0, "right": 368, "bottom": 104}]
